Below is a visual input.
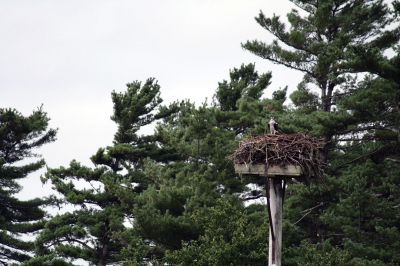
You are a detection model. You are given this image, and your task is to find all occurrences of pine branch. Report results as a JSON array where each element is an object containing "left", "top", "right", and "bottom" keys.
[{"left": 293, "top": 202, "right": 324, "bottom": 225}]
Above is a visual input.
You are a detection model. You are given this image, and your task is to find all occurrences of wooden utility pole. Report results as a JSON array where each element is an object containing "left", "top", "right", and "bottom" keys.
[
  {"left": 233, "top": 130, "right": 324, "bottom": 266},
  {"left": 266, "top": 117, "right": 282, "bottom": 266},
  {"left": 235, "top": 160, "right": 302, "bottom": 266},
  {"left": 233, "top": 118, "right": 322, "bottom": 266},
  {"left": 267, "top": 178, "right": 283, "bottom": 266}
]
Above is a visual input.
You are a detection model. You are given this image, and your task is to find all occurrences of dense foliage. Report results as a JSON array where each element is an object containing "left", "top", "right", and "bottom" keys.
[
  {"left": 0, "top": 108, "right": 56, "bottom": 265},
  {"left": 242, "top": 0, "right": 400, "bottom": 265},
  {"left": 3, "top": 0, "right": 400, "bottom": 265}
]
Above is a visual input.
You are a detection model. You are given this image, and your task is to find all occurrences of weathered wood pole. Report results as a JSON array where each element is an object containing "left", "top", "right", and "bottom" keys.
[
  {"left": 268, "top": 178, "right": 283, "bottom": 266},
  {"left": 235, "top": 164, "right": 299, "bottom": 266}
]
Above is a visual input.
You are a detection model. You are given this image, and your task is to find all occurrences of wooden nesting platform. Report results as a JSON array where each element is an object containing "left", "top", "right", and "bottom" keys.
[
  {"left": 234, "top": 164, "right": 301, "bottom": 177},
  {"left": 231, "top": 133, "right": 325, "bottom": 181}
]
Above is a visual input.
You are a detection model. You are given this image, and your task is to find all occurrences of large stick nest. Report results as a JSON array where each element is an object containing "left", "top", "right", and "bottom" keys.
[{"left": 232, "top": 133, "right": 326, "bottom": 181}]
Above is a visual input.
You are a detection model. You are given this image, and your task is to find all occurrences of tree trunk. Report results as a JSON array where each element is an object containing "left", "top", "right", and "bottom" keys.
[{"left": 268, "top": 178, "right": 283, "bottom": 266}]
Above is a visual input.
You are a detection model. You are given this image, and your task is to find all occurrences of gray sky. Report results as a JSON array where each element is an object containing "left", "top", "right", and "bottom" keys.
[{"left": 0, "top": 1, "right": 303, "bottom": 199}]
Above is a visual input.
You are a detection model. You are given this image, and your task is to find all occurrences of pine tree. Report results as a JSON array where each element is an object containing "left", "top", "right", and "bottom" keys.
[
  {"left": 0, "top": 107, "right": 56, "bottom": 264},
  {"left": 121, "top": 65, "right": 284, "bottom": 264},
  {"left": 243, "top": 0, "right": 394, "bottom": 113},
  {"left": 215, "top": 63, "right": 271, "bottom": 112},
  {"left": 165, "top": 198, "right": 268, "bottom": 266},
  {"left": 33, "top": 79, "right": 172, "bottom": 265},
  {"left": 242, "top": 1, "right": 400, "bottom": 264},
  {"left": 310, "top": 61, "right": 400, "bottom": 265}
]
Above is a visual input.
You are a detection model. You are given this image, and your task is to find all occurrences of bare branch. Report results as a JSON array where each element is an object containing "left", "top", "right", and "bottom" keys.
[{"left": 294, "top": 202, "right": 324, "bottom": 225}]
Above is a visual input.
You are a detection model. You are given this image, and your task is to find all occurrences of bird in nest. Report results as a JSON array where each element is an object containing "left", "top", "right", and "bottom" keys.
[{"left": 268, "top": 117, "right": 279, "bottom": 135}]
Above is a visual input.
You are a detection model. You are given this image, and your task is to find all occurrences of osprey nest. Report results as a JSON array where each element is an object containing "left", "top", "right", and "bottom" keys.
[{"left": 232, "top": 133, "right": 326, "bottom": 181}]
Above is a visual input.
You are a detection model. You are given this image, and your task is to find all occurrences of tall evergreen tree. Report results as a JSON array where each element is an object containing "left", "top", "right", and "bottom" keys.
[
  {"left": 243, "top": 0, "right": 395, "bottom": 113},
  {"left": 121, "top": 64, "right": 283, "bottom": 264},
  {"left": 34, "top": 79, "right": 173, "bottom": 265},
  {"left": 242, "top": 1, "right": 400, "bottom": 264},
  {"left": 0, "top": 107, "right": 56, "bottom": 264},
  {"left": 215, "top": 63, "right": 271, "bottom": 112}
]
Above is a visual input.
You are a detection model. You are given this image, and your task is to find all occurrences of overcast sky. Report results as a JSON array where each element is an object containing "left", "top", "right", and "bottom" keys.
[{"left": 0, "top": 1, "right": 304, "bottom": 199}]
